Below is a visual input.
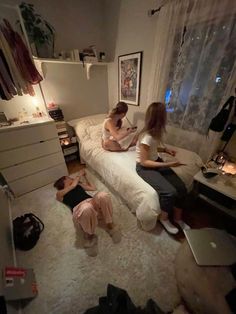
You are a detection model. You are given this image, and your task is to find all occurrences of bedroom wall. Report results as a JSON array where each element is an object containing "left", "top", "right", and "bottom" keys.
[
  {"left": 40, "top": 63, "right": 109, "bottom": 121},
  {"left": 0, "top": 0, "right": 110, "bottom": 121},
  {"left": 107, "top": 0, "right": 158, "bottom": 117},
  {"left": 106, "top": 0, "right": 235, "bottom": 161},
  {"left": 3, "top": 0, "right": 107, "bottom": 54}
]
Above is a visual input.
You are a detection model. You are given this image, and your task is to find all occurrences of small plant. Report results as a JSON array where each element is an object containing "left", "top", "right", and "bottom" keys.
[{"left": 19, "top": 2, "right": 55, "bottom": 56}]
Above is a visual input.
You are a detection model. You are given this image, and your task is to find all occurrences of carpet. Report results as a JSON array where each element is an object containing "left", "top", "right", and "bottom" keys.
[{"left": 11, "top": 170, "right": 181, "bottom": 314}]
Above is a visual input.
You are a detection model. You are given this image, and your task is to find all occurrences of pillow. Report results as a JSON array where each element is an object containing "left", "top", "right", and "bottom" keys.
[
  {"left": 67, "top": 114, "right": 106, "bottom": 141},
  {"left": 68, "top": 114, "right": 106, "bottom": 128},
  {"left": 87, "top": 123, "right": 103, "bottom": 141}
]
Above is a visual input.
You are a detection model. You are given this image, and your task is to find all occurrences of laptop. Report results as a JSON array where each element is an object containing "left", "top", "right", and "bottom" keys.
[{"left": 184, "top": 228, "right": 236, "bottom": 266}]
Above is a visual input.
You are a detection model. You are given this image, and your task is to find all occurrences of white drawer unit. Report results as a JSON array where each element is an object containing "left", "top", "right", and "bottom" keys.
[{"left": 0, "top": 119, "right": 68, "bottom": 196}]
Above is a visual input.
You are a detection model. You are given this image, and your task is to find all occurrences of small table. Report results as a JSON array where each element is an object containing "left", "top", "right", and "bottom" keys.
[
  {"left": 60, "top": 137, "right": 80, "bottom": 163},
  {"left": 194, "top": 171, "right": 236, "bottom": 219}
]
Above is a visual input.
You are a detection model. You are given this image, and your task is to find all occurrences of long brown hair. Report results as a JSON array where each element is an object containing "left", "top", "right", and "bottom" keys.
[
  {"left": 141, "top": 102, "right": 167, "bottom": 140},
  {"left": 108, "top": 102, "right": 128, "bottom": 129},
  {"left": 54, "top": 176, "right": 66, "bottom": 190}
]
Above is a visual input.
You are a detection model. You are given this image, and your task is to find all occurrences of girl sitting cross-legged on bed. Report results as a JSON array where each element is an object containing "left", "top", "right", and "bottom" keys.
[
  {"left": 136, "top": 102, "right": 190, "bottom": 235},
  {"left": 102, "top": 101, "right": 138, "bottom": 151},
  {"left": 54, "top": 170, "right": 121, "bottom": 252}
]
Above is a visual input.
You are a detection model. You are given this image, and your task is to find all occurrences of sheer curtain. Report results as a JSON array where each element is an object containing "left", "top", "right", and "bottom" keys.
[
  {"left": 148, "top": 0, "right": 236, "bottom": 161},
  {"left": 147, "top": 0, "right": 189, "bottom": 104}
]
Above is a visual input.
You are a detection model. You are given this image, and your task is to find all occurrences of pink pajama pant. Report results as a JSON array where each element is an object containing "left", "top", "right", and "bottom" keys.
[{"left": 72, "top": 192, "right": 113, "bottom": 235}]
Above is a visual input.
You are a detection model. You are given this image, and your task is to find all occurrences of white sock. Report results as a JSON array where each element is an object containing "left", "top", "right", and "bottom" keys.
[
  {"left": 160, "top": 219, "right": 179, "bottom": 235},
  {"left": 175, "top": 220, "right": 191, "bottom": 230}
]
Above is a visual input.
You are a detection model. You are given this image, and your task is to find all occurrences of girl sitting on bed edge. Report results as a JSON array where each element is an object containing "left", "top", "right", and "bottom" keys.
[
  {"left": 136, "top": 102, "right": 190, "bottom": 235},
  {"left": 102, "top": 102, "right": 138, "bottom": 151}
]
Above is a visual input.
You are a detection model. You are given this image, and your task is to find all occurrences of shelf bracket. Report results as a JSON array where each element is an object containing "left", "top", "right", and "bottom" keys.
[{"left": 85, "top": 63, "right": 93, "bottom": 80}]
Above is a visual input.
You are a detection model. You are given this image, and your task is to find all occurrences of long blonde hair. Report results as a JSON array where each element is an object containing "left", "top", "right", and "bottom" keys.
[{"left": 141, "top": 102, "right": 167, "bottom": 140}]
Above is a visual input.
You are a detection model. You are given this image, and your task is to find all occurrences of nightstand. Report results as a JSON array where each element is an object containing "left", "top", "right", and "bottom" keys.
[
  {"left": 60, "top": 136, "right": 80, "bottom": 163},
  {"left": 194, "top": 171, "right": 236, "bottom": 219}
]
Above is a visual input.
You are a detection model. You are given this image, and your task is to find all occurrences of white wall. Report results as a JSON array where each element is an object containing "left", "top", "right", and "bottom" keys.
[
  {"left": 0, "top": 0, "right": 109, "bottom": 121},
  {"left": 40, "top": 62, "right": 108, "bottom": 121},
  {"left": 107, "top": 0, "right": 158, "bottom": 121}
]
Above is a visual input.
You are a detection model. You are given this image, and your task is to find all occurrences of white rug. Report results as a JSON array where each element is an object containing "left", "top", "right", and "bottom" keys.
[{"left": 12, "top": 170, "right": 181, "bottom": 314}]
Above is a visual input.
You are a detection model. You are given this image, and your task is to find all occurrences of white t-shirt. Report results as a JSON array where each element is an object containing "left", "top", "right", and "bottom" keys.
[{"left": 136, "top": 132, "right": 160, "bottom": 163}]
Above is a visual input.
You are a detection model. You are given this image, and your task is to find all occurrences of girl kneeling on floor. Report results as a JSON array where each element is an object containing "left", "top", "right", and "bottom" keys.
[
  {"left": 54, "top": 170, "right": 121, "bottom": 249},
  {"left": 136, "top": 102, "right": 190, "bottom": 235}
]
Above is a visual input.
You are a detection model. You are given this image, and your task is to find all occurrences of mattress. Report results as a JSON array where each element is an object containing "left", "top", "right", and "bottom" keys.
[{"left": 68, "top": 114, "right": 203, "bottom": 231}]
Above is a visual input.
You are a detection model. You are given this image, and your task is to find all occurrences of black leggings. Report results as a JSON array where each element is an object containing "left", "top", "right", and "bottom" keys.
[{"left": 136, "top": 163, "right": 187, "bottom": 214}]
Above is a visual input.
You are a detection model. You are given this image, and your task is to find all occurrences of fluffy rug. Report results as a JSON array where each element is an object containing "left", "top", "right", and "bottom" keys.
[{"left": 11, "top": 170, "right": 181, "bottom": 314}]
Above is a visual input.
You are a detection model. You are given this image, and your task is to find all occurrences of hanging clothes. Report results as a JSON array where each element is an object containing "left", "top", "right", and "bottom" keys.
[
  {"left": 1, "top": 19, "right": 43, "bottom": 85},
  {"left": 0, "top": 49, "right": 17, "bottom": 97},
  {"left": 0, "top": 18, "right": 43, "bottom": 100},
  {"left": 0, "top": 31, "right": 25, "bottom": 95}
]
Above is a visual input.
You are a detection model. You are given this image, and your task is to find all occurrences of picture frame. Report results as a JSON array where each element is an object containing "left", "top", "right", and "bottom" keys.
[{"left": 118, "top": 51, "right": 143, "bottom": 106}]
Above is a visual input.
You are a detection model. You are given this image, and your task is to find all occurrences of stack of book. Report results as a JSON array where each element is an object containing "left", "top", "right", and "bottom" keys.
[{"left": 55, "top": 121, "right": 68, "bottom": 140}]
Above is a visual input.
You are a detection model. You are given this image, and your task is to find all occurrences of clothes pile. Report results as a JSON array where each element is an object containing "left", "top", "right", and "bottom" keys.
[{"left": 84, "top": 284, "right": 165, "bottom": 314}]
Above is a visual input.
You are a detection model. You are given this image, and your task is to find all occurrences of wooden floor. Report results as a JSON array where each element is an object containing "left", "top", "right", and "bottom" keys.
[
  {"left": 66, "top": 160, "right": 85, "bottom": 174},
  {"left": 66, "top": 160, "right": 236, "bottom": 240}
]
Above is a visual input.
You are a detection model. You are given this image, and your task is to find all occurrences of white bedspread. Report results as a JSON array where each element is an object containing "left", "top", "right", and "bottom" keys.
[{"left": 68, "top": 114, "right": 203, "bottom": 231}]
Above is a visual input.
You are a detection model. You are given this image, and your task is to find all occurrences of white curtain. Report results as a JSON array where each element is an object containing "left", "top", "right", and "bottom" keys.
[
  {"left": 147, "top": 0, "right": 189, "bottom": 104},
  {"left": 148, "top": 0, "right": 236, "bottom": 161}
]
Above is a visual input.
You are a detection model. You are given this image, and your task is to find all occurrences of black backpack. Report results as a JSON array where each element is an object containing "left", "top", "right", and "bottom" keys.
[
  {"left": 13, "top": 213, "right": 44, "bottom": 251},
  {"left": 209, "top": 96, "right": 235, "bottom": 132}
]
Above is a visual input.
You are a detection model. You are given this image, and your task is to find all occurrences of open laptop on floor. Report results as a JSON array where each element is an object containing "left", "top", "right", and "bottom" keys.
[{"left": 184, "top": 228, "right": 236, "bottom": 266}]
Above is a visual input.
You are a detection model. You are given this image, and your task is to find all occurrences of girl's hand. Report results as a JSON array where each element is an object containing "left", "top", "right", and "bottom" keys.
[{"left": 170, "top": 161, "right": 186, "bottom": 167}]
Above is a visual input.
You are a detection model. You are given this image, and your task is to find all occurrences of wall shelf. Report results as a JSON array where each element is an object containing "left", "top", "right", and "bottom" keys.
[{"left": 33, "top": 57, "right": 109, "bottom": 80}]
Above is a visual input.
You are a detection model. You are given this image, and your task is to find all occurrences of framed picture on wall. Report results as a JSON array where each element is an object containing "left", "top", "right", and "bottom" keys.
[{"left": 118, "top": 51, "right": 142, "bottom": 106}]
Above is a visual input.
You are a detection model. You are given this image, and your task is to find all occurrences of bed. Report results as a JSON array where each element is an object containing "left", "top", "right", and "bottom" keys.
[{"left": 68, "top": 114, "right": 203, "bottom": 231}]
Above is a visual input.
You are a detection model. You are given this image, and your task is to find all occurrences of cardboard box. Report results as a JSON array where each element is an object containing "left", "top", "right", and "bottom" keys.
[{"left": 3, "top": 267, "right": 38, "bottom": 301}]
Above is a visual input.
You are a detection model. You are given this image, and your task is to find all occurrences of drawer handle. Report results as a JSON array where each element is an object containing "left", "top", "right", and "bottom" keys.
[{"left": 40, "top": 140, "right": 44, "bottom": 143}]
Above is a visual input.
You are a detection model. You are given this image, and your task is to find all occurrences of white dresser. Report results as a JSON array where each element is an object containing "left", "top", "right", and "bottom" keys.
[{"left": 0, "top": 119, "right": 68, "bottom": 197}]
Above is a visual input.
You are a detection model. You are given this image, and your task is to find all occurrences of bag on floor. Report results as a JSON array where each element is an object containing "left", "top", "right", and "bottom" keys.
[{"left": 13, "top": 213, "right": 44, "bottom": 250}]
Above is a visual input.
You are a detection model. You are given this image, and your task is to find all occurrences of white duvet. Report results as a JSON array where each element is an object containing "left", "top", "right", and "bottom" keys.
[{"left": 68, "top": 114, "right": 203, "bottom": 231}]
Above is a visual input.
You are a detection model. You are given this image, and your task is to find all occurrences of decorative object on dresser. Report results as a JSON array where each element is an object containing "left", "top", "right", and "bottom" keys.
[{"left": 0, "top": 119, "right": 68, "bottom": 197}]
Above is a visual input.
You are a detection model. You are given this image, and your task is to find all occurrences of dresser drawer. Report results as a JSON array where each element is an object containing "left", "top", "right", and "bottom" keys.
[
  {"left": 8, "top": 163, "right": 68, "bottom": 196},
  {"left": 0, "top": 122, "right": 57, "bottom": 152},
  {"left": 0, "top": 139, "right": 61, "bottom": 169},
  {"left": 1, "top": 152, "right": 65, "bottom": 182}
]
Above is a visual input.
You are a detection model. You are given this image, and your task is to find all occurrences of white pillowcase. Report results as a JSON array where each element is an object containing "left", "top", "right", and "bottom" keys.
[{"left": 87, "top": 123, "right": 103, "bottom": 141}]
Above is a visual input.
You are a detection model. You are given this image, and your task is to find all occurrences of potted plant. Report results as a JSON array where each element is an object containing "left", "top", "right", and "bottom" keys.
[{"left": 19, "top": 2, "right": 55, "bottom": 58}]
